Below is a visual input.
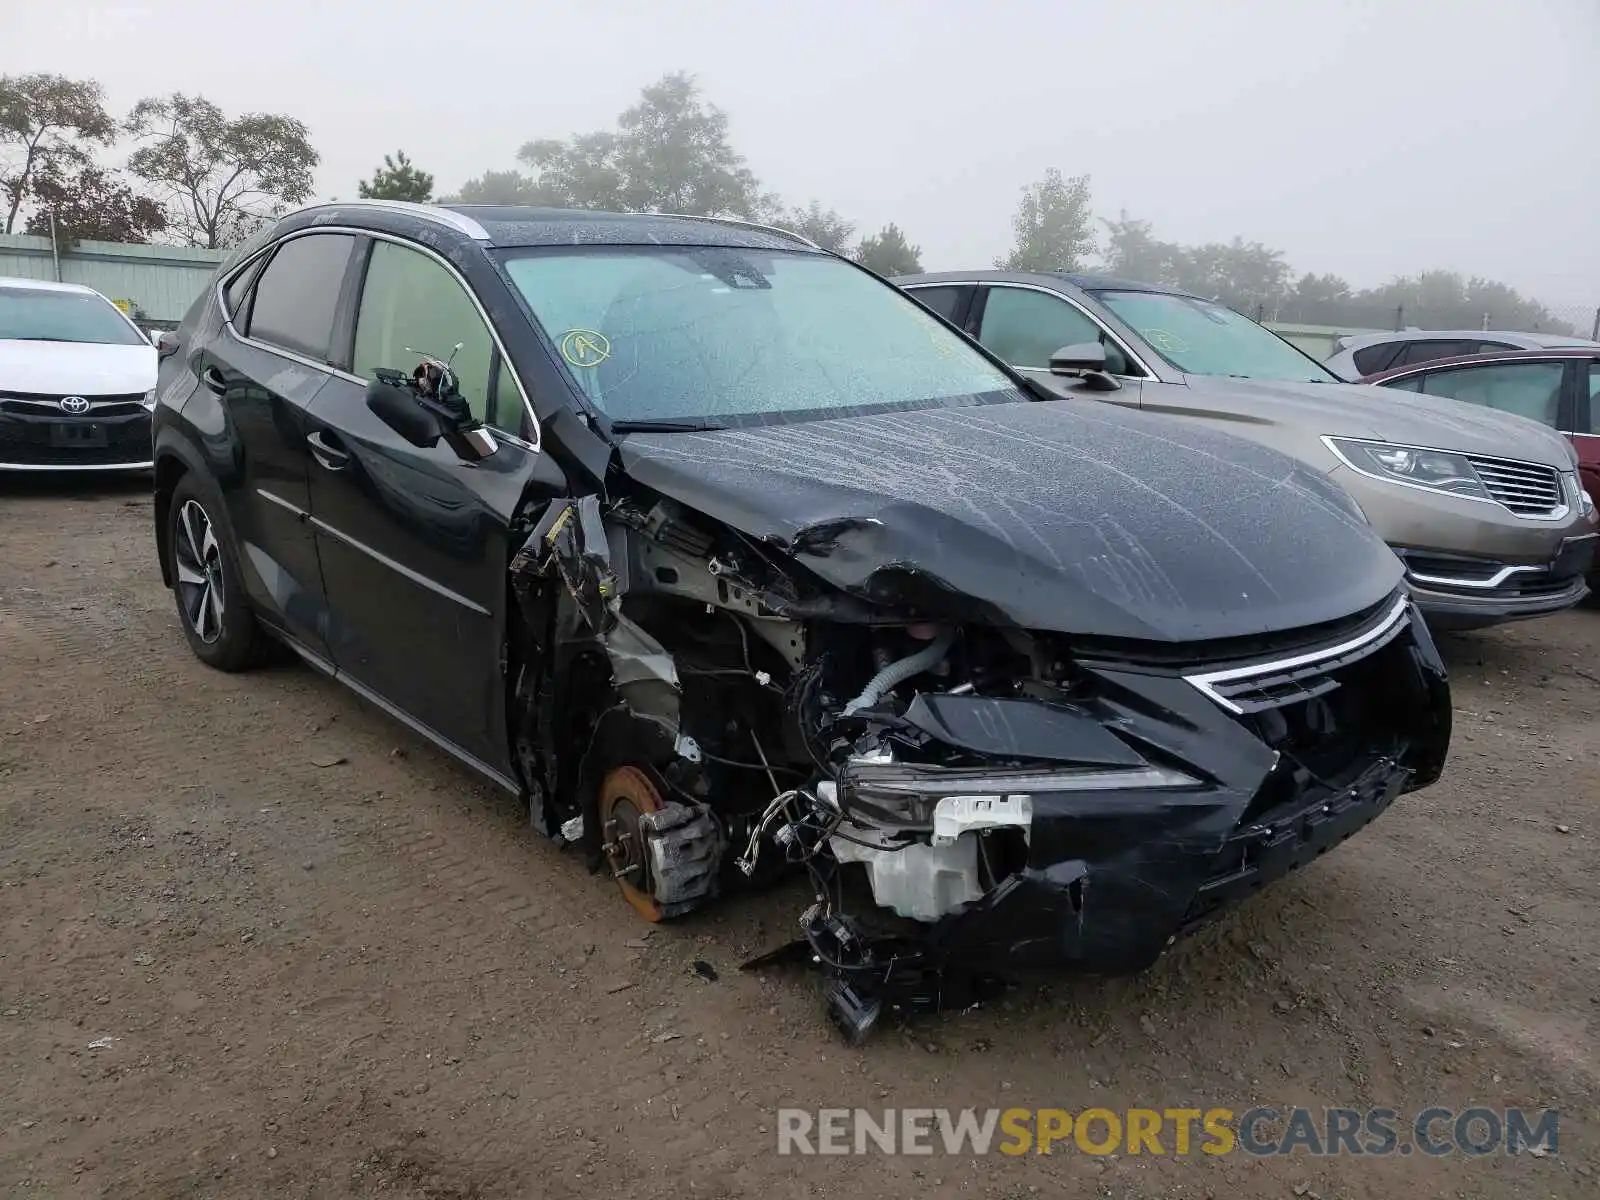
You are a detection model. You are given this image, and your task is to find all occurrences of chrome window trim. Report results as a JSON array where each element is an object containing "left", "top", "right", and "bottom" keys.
[
  {"left": 1372, "top": 354, "right": 1567, "bottom": 389},
  {"left": 1321, "top": 435, "right": 1570, "bottom": 519},
  {"left": 903, "top": 280, "right": 1155, "bottom": 380},
  {"left": 282, "top": 200, "right": 491, "bottom": 241},
  {"left": 215, "top": 225, "right": 541, "bottom": 451},
  {"left": 1184, "top": 593, "right": 1412, "bottom": 716}
]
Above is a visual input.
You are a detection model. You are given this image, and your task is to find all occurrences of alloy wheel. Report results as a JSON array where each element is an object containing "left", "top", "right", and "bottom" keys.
[{"left": 173, "top": 499, "right": 225, "bottom": 644}]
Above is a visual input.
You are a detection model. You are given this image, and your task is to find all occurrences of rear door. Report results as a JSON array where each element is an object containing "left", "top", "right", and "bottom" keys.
[
  {"left": 301, "top": 234, "right": 564, "bottom": 781},
  {"left": 195, "top": 231, "right": 357, "bottom": 657},
  {"left": 969, "top": 284, "right": 1144, "bottom": 405}
]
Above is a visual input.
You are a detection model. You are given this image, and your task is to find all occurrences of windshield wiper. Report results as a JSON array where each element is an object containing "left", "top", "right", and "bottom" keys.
[{"left": 608, "top": 417, "right": 729, "bottom": 433}]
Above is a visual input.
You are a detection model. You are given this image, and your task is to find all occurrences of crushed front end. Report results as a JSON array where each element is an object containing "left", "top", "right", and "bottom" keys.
[
  {"left": 727, "top": 589, "right": 1449, "bottom": 1039},
  {"left": 508, "top": 491, "right": 1450, "bottom": 1043}
]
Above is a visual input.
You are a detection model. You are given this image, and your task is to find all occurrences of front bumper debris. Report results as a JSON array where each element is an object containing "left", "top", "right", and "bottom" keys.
[{"left": 744, "top": 594, "right": 1451, "bottom": 1041}]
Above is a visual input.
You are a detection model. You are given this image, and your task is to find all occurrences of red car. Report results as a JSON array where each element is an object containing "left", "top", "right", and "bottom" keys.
[{"left": 1364, "top": 346, "right": 1600, "bottom": 582}]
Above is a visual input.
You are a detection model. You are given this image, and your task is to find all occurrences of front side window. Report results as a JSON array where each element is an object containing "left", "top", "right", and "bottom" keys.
[
  {"left": 1093, "top": 290, "right": 1337, "bottom": 383},
  {"left": 0, "top": 285, "right": 145, "bottom": 346},
  {"left": 1418, "top": 361, "right": 1566, "bottom": 427},
  {"left": 500, "top": 247, "right": 1016, "bottom": 426},
  {"left": 246, "top": 233, "right": 356, "bottom": 362},
  {"left": 354, "top": 240, "right": 497, "bottom": 425},
  {"left": 977, "top": 286, "right": 1119, "bottom": 371}
]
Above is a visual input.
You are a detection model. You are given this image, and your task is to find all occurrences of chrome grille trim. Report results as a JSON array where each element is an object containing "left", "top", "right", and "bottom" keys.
[
  {"left": 1184, "top": 594, "right": 1412, "bottom": 715},
  {"left": 1464, "top": 454, "right": 1563, "bottom": 516}
]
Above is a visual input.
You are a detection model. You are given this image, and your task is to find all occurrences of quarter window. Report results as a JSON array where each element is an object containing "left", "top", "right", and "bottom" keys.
[
  {"left": 1418, "top": 361, "right": 1566, "bottom": 427},
  {"left": 245, "top": 234, "right": 356, "bottom": 362},
  {"left": 1351, "top": 343, "right": 1402, "bottom": 376},
  {"left": 978, "top": 287, "right": 1127, "bottom": 373},
  {"left": 353, "top": 241, "right": 498, "bottom": 427}
]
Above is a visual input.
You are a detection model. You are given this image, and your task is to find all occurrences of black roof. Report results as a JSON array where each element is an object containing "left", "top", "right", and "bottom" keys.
[{"left": 441, "top": 205, "right": 818, "bottom": 252}]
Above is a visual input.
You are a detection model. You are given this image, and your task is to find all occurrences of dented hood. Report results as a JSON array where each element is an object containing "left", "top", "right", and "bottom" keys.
[{"left": 618, "top": 398, "right": 1403, "bottom": 643}]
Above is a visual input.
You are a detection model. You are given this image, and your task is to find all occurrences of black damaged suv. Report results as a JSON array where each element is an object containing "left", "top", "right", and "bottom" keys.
[{"left": 153, "top": 202, "right": 1451, "bottom": 1039}]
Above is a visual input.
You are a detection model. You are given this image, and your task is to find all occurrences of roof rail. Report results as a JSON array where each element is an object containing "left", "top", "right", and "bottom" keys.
[
  {"left": 648, "top": 211, "right": 822, "bottom": 251},
  {"left": 286, "top": 199, "right": 491, "bottom": 241}
]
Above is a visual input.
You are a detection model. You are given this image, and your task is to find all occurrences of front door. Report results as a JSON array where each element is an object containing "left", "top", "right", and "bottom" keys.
[{"left": 302, "top": 235, "right": 564, "bottom": 780}]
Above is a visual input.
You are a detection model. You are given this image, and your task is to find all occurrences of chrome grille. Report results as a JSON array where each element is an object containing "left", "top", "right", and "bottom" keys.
[
  {"left": 1465, "top": 454, "right": 1563, "bottom": 516},
  {"left": 0, "top": 390, "right": 148, "bottom": 416},
  {"left": 1184, "top": 593, "right": 1412, "bottom": 715}
]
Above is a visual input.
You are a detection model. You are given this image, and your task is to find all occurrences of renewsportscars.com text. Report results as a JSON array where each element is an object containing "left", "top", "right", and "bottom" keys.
[{"left": 776, "top": 1106, "right": 1559, "bottom": 1157}]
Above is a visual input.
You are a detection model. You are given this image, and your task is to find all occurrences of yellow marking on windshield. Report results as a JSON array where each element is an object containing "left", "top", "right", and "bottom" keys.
[
  {"left": 1142, "top": 328, "right": 1190, "bottom": 354},
  {"left": 559, "top": 329, "right": 612, "bottom": 368}
]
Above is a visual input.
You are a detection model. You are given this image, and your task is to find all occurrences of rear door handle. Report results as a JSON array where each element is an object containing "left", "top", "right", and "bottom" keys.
[
  {"left": 306, "top": 430, "right": 351, "bottom": 471},
  {"left": 201, "top": 366, "right": 227, "bottom": 395}
]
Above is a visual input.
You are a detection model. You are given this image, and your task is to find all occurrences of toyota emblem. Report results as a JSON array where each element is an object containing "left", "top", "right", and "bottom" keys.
[{"left": 59, "top": 395, "right": 91, "bottom": 415}]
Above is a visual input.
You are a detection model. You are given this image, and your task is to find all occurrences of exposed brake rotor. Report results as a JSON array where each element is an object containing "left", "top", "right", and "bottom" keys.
[{"left": 598, "top": 765, "right": 666, "bottom": 922}]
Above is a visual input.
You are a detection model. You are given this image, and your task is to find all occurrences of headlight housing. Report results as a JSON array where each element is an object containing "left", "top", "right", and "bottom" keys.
[
  {"left": 140, "top": 389, "right": 156, "bottom": 411},
  {"left": 840, "top": 751, "right": 1196, "bottom": 830},
  {"left": 1323, "top": 436, "right": 1491, "bottom": 502}
]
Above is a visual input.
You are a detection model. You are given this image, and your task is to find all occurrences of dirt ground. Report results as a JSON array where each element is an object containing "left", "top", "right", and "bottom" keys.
[{"left": 1, "top": 475, "right": 1595, "bottom": 1199}]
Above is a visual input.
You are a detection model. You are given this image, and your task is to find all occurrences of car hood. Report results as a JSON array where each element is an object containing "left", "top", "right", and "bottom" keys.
[
  {"left": 618, "top": 397, "right": 1402, "bottom": 643},
  {"left": 0, "top": 338, "right": 157, "bottom": 396},
  {"left": 1182, "top": 374, "right": 1576, "bottom": 467}
]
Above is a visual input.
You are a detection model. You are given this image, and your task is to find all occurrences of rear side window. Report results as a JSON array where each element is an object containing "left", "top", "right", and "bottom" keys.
[
  {"left": 1419, "top": 361, "right": 1566, "bottom": 427},
  {"left": 246, "top": 234, "right": 357, "bottom": 362},
  {"left": 1584, "top": 362, "right": 1600, "bottom": 434},
  {"left": 1351, "top": 343, "right": 1402, "bottom": 376},
  {"left": 1395, "top": 339, "right": 1473, "bottom": 367},
  {"left": 906, "top": 286, "right": 963, "bottom": 322}
]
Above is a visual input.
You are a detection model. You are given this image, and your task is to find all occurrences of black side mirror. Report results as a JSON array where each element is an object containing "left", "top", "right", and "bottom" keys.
[
  {"left": 366, "top": 377, "right": 443, "bottom": 448},
  {"left": 1049, "top": 342, "right": 1107, "bottom": 374},
  {"left": 1048, "top": 342, "right": 1121, "bottom": 393}
]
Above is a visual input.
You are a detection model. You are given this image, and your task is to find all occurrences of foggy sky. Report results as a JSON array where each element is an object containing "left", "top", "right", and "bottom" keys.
[{"left": 9, "top": 0, "right": 1599, "bottom": 309}]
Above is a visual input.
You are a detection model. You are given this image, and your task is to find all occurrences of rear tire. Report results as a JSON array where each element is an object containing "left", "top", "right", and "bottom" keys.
[{"left": 166, "top": 475, "right": 268, "bottom": 671}]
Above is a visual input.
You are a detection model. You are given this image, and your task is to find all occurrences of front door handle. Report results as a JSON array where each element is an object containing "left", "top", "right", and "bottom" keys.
[
  {"left": 201, "top": 366, "right": 227, "bottom": 395},
  {"left": 306, "top": 430, "right": 351, "bottom": 471}
]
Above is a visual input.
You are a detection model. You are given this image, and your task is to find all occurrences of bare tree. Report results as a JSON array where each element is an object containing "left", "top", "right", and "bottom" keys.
[
  {"left": 0, "top": 73, "right": 116, "bottom": 234},
  {"left": 126, "top": 94, "right": 318, "bottom": 248}
]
